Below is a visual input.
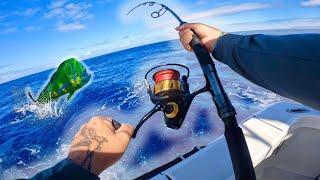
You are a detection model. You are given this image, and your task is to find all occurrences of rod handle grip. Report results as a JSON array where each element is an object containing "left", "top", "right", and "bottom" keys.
[{"left": 190, "top": 33, "right": 214, "bottom": 66}]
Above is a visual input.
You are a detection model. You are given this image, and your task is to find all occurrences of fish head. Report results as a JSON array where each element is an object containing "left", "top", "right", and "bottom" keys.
[
  {"left": 67, "top": 71, "right": 91, "bottom": 100},
  {"left": 81, "top": 71, "right": 91, "bottom": 86},
  {"left": 70, "top": 71, "right": 91, "bottom": 88}
]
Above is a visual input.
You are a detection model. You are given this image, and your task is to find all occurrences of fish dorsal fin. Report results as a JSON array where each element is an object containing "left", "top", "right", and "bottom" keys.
[
  {"left": 67, "top": 91, "right": 76, "bottom": 100},
  {"left": 28, "top": 91, "right": 37, "bottom": 103}
]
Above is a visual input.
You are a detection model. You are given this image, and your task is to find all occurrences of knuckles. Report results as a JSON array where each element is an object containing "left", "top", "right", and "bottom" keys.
[
  {"left": 89, "top": 116, "right": 112, "bottom": 125},
  {"left": 179, "top": 28, "right": 193, "bottom": 37},
  {"left": 122, "top": 124, "right": 134, "bottom": 132}
]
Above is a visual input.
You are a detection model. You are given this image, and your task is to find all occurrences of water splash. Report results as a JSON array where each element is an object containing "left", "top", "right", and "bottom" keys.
[
  {"left": 228, "top": 82, "right": 283, "bottom": 107},
  {"left": 15, "top": 100, "right": 64, "bottom": 120}
]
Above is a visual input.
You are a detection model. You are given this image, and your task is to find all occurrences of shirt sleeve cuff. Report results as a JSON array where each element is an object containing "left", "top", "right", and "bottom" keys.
[
  {"left": 32, "top": 158, "right": 100, "bottom": 180},
  {"left": 61, "top": 158, "right": 100, "bottom": 180}
]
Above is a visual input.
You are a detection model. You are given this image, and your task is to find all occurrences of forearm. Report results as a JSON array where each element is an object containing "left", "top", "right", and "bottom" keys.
[
  {"left": 31, "top": 158, "right": 99, "bottom": 180},
  {"left": 212, "top": 33, "right": 320, "bottom": 110}
]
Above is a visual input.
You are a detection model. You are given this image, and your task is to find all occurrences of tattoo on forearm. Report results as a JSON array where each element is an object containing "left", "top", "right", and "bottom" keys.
[{"left": 72, "top": 127, "right": 108, "bottom": 171}]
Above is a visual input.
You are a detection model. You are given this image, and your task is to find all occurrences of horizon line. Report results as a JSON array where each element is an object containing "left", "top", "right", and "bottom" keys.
[{"left": 1, "top": 27, "right": 320, "bottom": 85}]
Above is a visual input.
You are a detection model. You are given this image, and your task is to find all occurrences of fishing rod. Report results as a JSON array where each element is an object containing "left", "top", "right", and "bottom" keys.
[{"left": 127, "top": 2, "right": 256, "bottom": 179}]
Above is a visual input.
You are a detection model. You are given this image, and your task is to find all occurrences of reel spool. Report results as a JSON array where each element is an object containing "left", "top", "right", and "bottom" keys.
[{"left": 153, "top": 69, "right": 181, "bottom": 95}]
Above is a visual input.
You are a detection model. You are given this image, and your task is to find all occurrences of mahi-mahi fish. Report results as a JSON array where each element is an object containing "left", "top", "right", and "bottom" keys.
[{"left": 28, "top": 58, "right": 91, "bottom": 104}]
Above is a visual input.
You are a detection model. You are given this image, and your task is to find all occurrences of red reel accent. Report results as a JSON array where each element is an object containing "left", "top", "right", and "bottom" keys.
[{"left": 153, "top": 69, "right": 180, "bottom": 83}]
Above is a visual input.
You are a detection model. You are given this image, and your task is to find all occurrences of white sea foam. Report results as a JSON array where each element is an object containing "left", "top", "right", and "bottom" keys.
[
  {"left": 15, "top": 100, "right": 65, "bottom": 120},
  {"left": 21, "top": 146, "right": 41, "bottom": 156},
  {"left": 9, "top": 118, "right": 25, "bottom": 124},
  {"left": 228, "top": 82, "right": 283, "bottom": 107}
]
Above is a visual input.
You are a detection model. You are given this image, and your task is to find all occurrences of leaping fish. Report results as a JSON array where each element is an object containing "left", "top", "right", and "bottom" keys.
[{"left": 28, "top": 58, "right": 91, "bottom": 104}]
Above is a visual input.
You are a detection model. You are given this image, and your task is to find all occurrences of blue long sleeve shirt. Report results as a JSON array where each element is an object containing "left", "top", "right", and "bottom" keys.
[
  {"left": 213, "top": 33, "right": 320, "bottom": 110},
  {"left": 31, "top": 33, "right": 320, "bottom": 180},
  {"left": 31, "top": 158, "right": 99, "bottom": 180}
]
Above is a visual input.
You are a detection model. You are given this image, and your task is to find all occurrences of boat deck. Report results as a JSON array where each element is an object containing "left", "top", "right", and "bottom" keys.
[{"left": 144, "top": 102, "right": 320, "bottom": 180}]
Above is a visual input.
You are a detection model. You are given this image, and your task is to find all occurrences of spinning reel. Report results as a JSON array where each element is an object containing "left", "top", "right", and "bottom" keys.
[{"left": 132, "top": 64, "right": 207, "bottom": 138}]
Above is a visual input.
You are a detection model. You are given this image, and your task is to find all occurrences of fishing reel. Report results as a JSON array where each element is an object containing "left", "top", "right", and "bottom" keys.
[{"left": 132, "top": 64, "right": 206, "bottom": 138}]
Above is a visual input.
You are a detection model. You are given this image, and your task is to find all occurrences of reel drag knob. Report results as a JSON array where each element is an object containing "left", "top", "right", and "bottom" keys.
[{"left": 164, "top": 102, "right": 179, "bottom": 118}]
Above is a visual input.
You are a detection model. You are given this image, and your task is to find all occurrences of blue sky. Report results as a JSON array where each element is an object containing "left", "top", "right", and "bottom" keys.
[{"left": 0, "top": 0, "right": 320, "bottom": 83}]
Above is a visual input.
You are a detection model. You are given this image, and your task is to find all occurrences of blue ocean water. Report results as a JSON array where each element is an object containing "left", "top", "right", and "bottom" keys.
[{"left": 0, "top": 40, "right": 283, "bottom": 179}]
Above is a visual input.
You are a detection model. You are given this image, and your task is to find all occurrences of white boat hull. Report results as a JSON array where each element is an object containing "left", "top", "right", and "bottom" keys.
[{"left": 148, "top": 102, "right": 320, "bottom": 180}]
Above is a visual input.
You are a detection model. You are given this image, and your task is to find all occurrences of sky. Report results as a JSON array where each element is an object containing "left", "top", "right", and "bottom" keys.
[{"left": 0, "top": 0, "right": 320, "bottom": 83}]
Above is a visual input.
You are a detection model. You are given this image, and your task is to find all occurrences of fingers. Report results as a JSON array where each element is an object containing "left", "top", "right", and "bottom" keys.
[
  {"left": 179, "top": 28, "right": 193, "bottom": 51},
  {"left": 87, "top": 116, "right": 116, "bottom": 136},
  {"left": 175, "top": 23, "right": 198, "bottom": 31},
  {"left": 98, "top": 116, "right": 114, "bottom": 127},
  {"left": 176, "top": 23, "right": 202, "bottom": 51},
  {"left": 176, "top": 23, "right": 205, "bottom": 38},
  {"left": 116, "top": 124, "right": 134, "bottom": 143}
]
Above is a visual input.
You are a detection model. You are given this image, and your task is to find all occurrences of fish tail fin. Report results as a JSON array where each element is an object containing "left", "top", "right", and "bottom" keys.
[{"left": 28, "top": 92, "right": 37, "bottom": 103}]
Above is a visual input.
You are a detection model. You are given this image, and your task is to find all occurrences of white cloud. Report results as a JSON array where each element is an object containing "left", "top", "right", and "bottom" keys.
[
  {"left": 56, "top": 21, "right": 86, "bottom": 32},
  {"left": 221, "top": 17, "right": 320, "bottom": 32},
  {"left": 150, "top": 2, "right": 271, "bottom": 30},
  {"left": 196, "top": 0, "right": 208, "bottom": 6},
  {"left": 97, "top": 0, "right": 113, "bottom": 4},
  {"left": 44, "top": 1, "right": 93, "bottom": 20},
  {"left": 301, "top": 0, "right": 320, "bottom": 6},
  {"left": 48, "top": 0, "right": 67, "bottom": 9},
  {"left": 44, "top": 0, "right": 93, "bottom": 32},
  {"left": 15, "top": 8, "right": 39, "bottom": 16},
  {"left": 0, "top": 27, "right": 17, "bottom": 34},
  {"left": 185, "top": 3, "right": 271, "bottom": 21},
  {"left": 44, "top": 8, "right": 64, "bottom": 18},
  {"left": 24, "top": 26, "right": 41, "bottom": 32},
  {"left": 65, "top": 3, "right": 93, "bottom": 19}
]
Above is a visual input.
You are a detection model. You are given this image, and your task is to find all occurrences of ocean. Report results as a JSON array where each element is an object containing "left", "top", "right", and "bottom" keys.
[{"left": 0, "top": 39, "right": 284, "bottom": 179}]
